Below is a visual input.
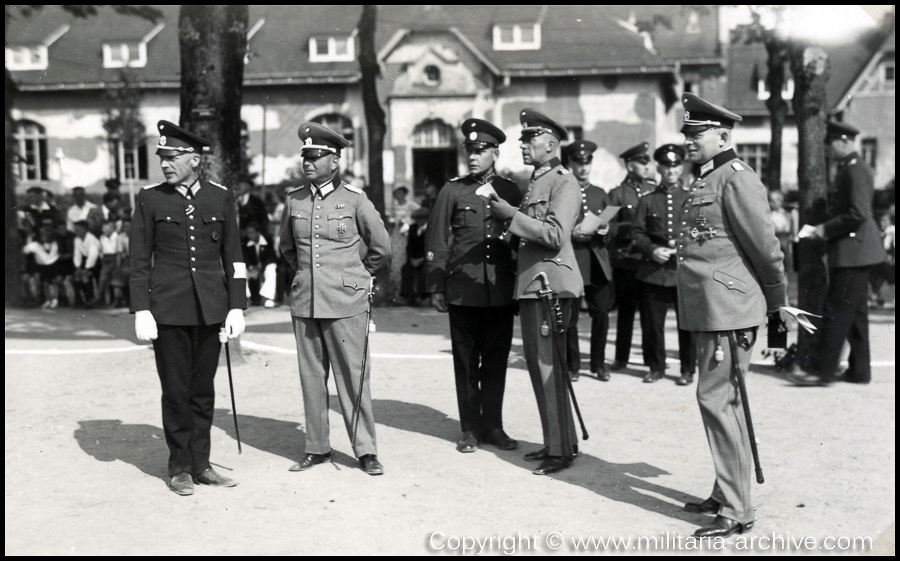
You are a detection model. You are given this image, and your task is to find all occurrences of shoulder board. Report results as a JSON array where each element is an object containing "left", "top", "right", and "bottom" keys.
[
  {"left": 141, "top": 183, "right": 158, "bottom": 190},
  {"left": 287, "top": 185, "right": 304, "bottom": 194},
  {"left": 557, "top": 168, "right": 570, "bottom": 175},
  {"left": 343, "top": 182, "right": 363, "bottom": 194},
  {"left": 448, "top": 175, "right": 465, "bottom": 183},
  {"left": 731, "top": 162, "right": 745, "bottom": 171},
  {"left": 208, "top": 180, "right": 229, "bottom": 190},
  {"left": 645, "top": 178, "right": 657, "bottom": 184}
]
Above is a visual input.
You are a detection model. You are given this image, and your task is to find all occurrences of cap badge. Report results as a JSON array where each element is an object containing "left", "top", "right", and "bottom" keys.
[
  {"left": 426, "top": 251, "right": 434, "bottom": 261},
  {"left": 684, "top": 111, "right": 690, "bottom": 121},
  {"left": 522, "top": 121, "right": 529, "bottom": 128},
  {"left": 304, "top": 137, "right": 312, "bottom": 146},
  {"left": 469, "top": 132, "right": 478, "bottom": 141},
  {"left": 159, "top": 136, "right": 167, "bottom": 145}
]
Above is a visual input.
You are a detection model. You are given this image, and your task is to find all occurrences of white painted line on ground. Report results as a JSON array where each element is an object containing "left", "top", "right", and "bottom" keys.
[
  {"left": 5, "top": 345, "right": 151, "bottom": 355},
  {"left": 241, "top": 340, "right": 451, "bottom": 360}
]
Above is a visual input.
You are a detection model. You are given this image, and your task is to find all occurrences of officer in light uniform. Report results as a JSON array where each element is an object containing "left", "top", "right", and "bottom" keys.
[
  {"left": 130, "top": 120, "right": 247, "bottom": 496},
  {"left": 608, "top": 142, "right": 658, "bottom": 371},
  {"left": 489, "top": 108, "right": 583, "bottom": 476},
  {"left": 676, "top": 93, "right": 786, "bottom": 537},
  {"left": 424, "top": 118, "right": 522, "bottom": 454},
  {"left": 279, "top": 122, "right": 392, "bottom": 476},
  {"left": 564, "top": 140, "right": 616, "bottom": 382},
  {"left": 632, "top": 144, "right": 696, "bottom": 385},
  {"left": 790, "top": 120, "right": 886, "bottom": 386}
]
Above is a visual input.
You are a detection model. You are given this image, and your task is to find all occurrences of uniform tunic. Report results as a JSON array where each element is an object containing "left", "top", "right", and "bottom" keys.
[
  {"left": 810, "top": 152, "right": 886, "bottom": 381},
  {"left": 567, "top": 183, "right": 616, "bottom": 373},
  {"left": 425, "top": 173, "right": 522, "bottom": 432},
  {"left": 632, "top": 181, "right": 695, "bottom": 374},
  {"left": 608, "top": 174, "right": 657, "bottom": 363},
  {"left": 279, "top": 178, "right": 391, "bottom": 457},
  {"left": 129, "top": 178, "right": 247, "bottom": 477},
  {"left": 507, "top": 158, "right": 582, "bottom": 457},
  {"left": 675, "top": 148, "right": 785, "bottom": 524}
]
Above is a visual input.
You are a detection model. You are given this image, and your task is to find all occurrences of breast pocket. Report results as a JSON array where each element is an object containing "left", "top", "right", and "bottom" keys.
[
  {"left": 690, "top": 194, "right": 719, "bottom": 223},
  {"left": 327, "top": 212, "right": 356, "bottom": 240},
  {"left": 202, "top": 212, "right": 225, "bottom": 244},
  {"left": 154, "top": 213, "right": 182, "bottom": 244},
  {"left": 292, "top": 214, "right": 310, "bottom": 239},
  {"left": 452, "top": 202, "right": 476, "bottom": 228}
]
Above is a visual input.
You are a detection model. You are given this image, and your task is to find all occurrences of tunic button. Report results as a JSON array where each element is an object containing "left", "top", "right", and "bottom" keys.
[
  {"left": 190, "top": 236, "right": 195, "bottom": 240},
  {"left": 315, "top": 244, "right": 320, "bottom": 248},
  {"left": 315, "top": 215, "right": 319, "bottom": 219},
  {"left": 316, "top": 263, "right": 320, "bottom": 267},
  {"left": 678, "top": 245, "right": 683, "bottom": 249},
  {"left": 627, "top": 204, "right": 632, "bottom": 209},
  {"left": 190, "top": 226, "right": 195, "bottom": 231},
  {"left": 556, "top": 258, "right": 561, "bottom": 262},
  {"left": 316, "top": 206, "right": 321, "bottom": 209},
  {"left": 667, "top": 229, "right": 672, "bottom": 232},
  {"left": 728, "top": 281, "right": 734, "bottom": 286},
  {"left": 487, "top": 234, "right": 492, "bottom": 238},
  {"left": 583, "top": 205, "right": 588, "bottom": 210},
  {"left": 166, "top": 216, "right": 170, "bottom": 220},
  {"left": 191, "top": 257, "right": 196, "bottom": 262},
  {"left": 849, "top": 232, "right": 856, "bottom": 238},
  {"left": 465, "top": 206, "right": 470, "bottom": 210},
  {"left": 189, "top": 215, "right": 194, "bottom": 220},
  {"left": 486, "top": 205, "right": 491, "bottom": 209},
  {"left": 191, "top": 247, "right": 196, "bottom": 251},
  {"left": 191, "top": 268, "right": 196, "bottom": 272},
  {"left": 486, "top": 244, "right": 491, "bottom": 249},
  {"left": 212, "top": 217, "right": 216, "bottom": 221},
  {"left": 668, "top": 221, "right": 673, "bottom": 225},
  {"left": 315, "top": 254, "right": 320, "bottom": 258},
  {"left": 486, "top": 255, "right": 490, "bottom": 259},
  {"left": 315, "top": 234, "right": 320, "bottom": 238},
  {"left": 315, "top": 225, "right": 320, "bottom": 229},
  {"left": 678, "top": 257, "right": 684, "bottom": 262}
]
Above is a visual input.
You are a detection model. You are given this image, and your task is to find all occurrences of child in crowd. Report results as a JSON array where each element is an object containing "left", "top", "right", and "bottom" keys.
[
  {"left": 95, "top": 220, "right": 119, "bottom": 307},
  {"left": 23, "top": 226, "right": 61, "bottom": 309}
]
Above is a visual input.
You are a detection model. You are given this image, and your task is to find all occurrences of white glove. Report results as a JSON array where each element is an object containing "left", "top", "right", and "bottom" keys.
[
  {"left": 135, "top": 310, "right": 158, "bottom": 341},
  {"left": 224, "top": 309, "right": 245, "bottom": 339}
]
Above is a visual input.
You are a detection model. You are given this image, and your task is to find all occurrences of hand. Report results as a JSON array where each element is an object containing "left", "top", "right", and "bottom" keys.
[
  {"left": 488, "top": 194, "right": 517, "bottom": 220},
  {"left": 596, "top": 224, "right": 610, "bottom": 236},
  {"left": 651, "top": 247, "right": 673, "bottom": 264},
  {"left": 431, "top": 293, "right": 448, "bottom": 313},
  {"left": 224, "top": 309, "right": 245, "bottom": 339},
  {"left": 134, "top": 310, "right": 158, "bottom": 341},
  {"left": 798, "top": 224, "right": 824, "bottom": 240}
]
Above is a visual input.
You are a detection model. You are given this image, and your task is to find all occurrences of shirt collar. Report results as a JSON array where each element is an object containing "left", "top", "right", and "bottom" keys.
[
  {"left": 176, "top": 180, "right": 201, "bottom": 198},
  {"left": 698, "top": 148, "right": 738, "bottom": 178}
]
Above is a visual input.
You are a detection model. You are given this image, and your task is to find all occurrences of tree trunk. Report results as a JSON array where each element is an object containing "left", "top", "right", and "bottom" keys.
[
  {"left": 5, "top": 67, "right": 22, "bottom": 306},
  {"left": 357, "top": 5, "right": 391, "bottom": 305},
  {"left": 178, "top": 5, "right": 248, "bottom": 187},
  {"left": 764, "top": 39, "right": 788, "bottom": 191},
  {"left": 789, "top": 44, "right": 830, "bottom": 370}
]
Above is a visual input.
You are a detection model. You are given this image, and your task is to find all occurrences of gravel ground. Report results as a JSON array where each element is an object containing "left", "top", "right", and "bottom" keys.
[{"left": 5, "top": 303, "right": 895, "bottom": 555}]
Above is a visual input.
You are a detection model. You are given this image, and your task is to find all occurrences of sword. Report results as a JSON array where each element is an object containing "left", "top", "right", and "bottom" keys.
[
  {"left": 727, "top": 330, "right": 763, "bottom": 484},
  {"left": 219, "top": 327, "right": 242, "bottom": 454},
  {"left": 533, "top": 272, "right": 589, "bottom": 441},
  {"left": 351, "top": 278, "right": 376, "bottom": 449}
]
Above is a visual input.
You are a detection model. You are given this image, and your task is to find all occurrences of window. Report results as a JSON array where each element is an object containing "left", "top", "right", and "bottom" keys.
[
  {"left": 308, "top": 35, "right": 355, "bottom": 62},
  {"left": 861, "top": 138, "right": 877, "bottom": 170},
  {"left": 881, "top": 59, "right": 895, "bottom": 91},
  {"left": 14, "top": 121, "right": 48, "bottom": 181},
  {"left": 757, "top": 77, "right": 794, "bottom": 101},
  {"left": 736, "top": 144, "right": 769, "bottom": 182},
  {"left": 492, "top": 23, "right": 541, "bottom": 51},
  {"left": 5, "top": 45, "right": 48, "bottom": 71},
  {"left": 423, "top": 65, "right": 441, "bottom": 87},
  {"left": 413, "top": 119, "right": 454, "bottom": 148},
  {"left": 109, "top": 139, "right": 149, "bottom": 181},
  {"left": 103, "top": 42, "right": 147, "bottom": 68},
  {"left": 685, "top": 10, "right": 701, "bottom": 34}
]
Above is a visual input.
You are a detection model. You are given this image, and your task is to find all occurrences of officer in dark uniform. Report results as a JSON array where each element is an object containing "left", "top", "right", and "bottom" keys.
[
  {"left": 791, "top": 120, "right": 886, "bottom": 386},
  {"left": 563, "top": 140, "right": 616, "bottom": 382},
  {"left": 489, "top": 108, "right": 583, "bottom": 476},
  {"left": 608, "top": 142, "right": 657, "bottom": 371},
  {"left": 424, "top": 118, "right": 522, "bottom": 453},
  {"left": 279, "top": 123, "right": 392, "bottom": 476},
  {"left": 130, "top": 120, "right": 248, "bottom": 496},
  {"left": 632, "top": 144, "right": 696, "bottom": 384},
  {"left": 676, "top": 93, "right": 786, "bottom": 537}
]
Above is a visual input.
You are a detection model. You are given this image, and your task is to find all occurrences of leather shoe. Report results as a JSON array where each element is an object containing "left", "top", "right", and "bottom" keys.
[
  {"left": 194, "top": 468, "right": 237, "bottom": 487},
  {"left": 524, "top": 447, "right": 549, "bottom": 462},
  {"left": 693, "top": 515, "right": 753, "bottom": 538},
  {"left": 481, "top": 428, "right": 518, "bottom": 450},
  {"left": 569, "top": 370, "right": 580, "bottom": 382},
  {"left": 684, "top": 497, "right": 720, "bottom": 514},
  {"left": 676, "top": 373, "right": 694, "bottom": 386},
  {"left": 789, "top": 370, "right": 832, "bottom": 387},
  {"left": 836, "top": 370, "right": 870, "bottom": 384},
  {"left": 609, "top": 360, "right": 628, "bottom": 371},
  {"left": 359, "top": 454, "right": 383, "bottom": 476},
  {"left": 594, "top": 369, "right": 610, "bottom": 382},
  {"left": 533, "top": 455, "right": 572, "bottom": 475},
  {"left": 456, "top": 431, "right": 478, "bottom": 453},
  {"left": 643, "top": 371, "right": 662, "bottom": 383},
  {"left": 289, "top": 451, "right": 334, "bottom": 471},
  {"left": 168, "top": 472, "right": 194, "bottom": 496}
]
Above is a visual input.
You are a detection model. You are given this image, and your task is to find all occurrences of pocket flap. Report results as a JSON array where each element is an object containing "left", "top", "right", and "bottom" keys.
[
  {"left": 713, "top": 270, "right": 747, "bottom": 293},
  {"left": 155, "top": 213, "right": 181, "bottom": 224},
  {"left": 202, "top": 212, "right": 225, "bottom": 224},
  {"left": 541, "top": 257, "right": 573, "bottom": 271},
  {"left": 691, "top": 195, "right": 716, "bottom": 206},
  {"left": 342, "top": 275, "right": 369, "bottom": 291}
]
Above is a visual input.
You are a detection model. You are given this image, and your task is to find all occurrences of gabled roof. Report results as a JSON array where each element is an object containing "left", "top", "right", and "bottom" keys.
[
  {"left": 727, "top": 24, "right": 892, "bottom": 116},
  {"left": 6, "top": 5, "right": 721, "bottom": 91}
]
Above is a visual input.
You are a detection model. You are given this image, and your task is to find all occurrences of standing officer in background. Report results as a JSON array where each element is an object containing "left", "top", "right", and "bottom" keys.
[
  {"left": 608, "top": 142, "right": 657, "bottom": 371},
  {"left": 280, "top": 123, "right": 392, "bottom": 476},
  {"left": 130, "top": 120, "right": 247, "bottom": 496},
  {"left": 488, "top": 108, "right": 583, "bottom": 476},
  {"left": 564, "top": 140, "right": 616, "bottom": 382},
  {"left": 791, "top": 120, "right": 886, "bottom": 386},
  {"left": 425, "top": 118, "right": 522, "bottom": 454},
  {"left": 632, "top": 144, "right": 696, "bottom": 385},
  {"left": 677, "top": 93, "right": 785, "bottom": 537}
]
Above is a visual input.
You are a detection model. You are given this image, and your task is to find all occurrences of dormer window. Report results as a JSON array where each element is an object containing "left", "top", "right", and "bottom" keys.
[
  {"left": 757, "top": 77, "right": 794, "bottom": 101},
  {"left": 104, "top": 42, "right": 146, "bottom": 68},
  {"left": 492, "top": 23, "right": 541, "bottom": 51},
  {"left": 5, "top": 45, "right": 48, "bottom": 71},
  {"left": 309, "top": 35, "right": 355, "bottom": 63},
  {"left": 423, "top": 65, "right": 441, "bottom": 86}
]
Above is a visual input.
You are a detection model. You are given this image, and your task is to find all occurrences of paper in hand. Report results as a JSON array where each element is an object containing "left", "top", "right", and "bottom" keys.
[
  {"left": 797, "top": 224, "right": 819, "bottom": 239},
  {"left": 780, "top": 306, "right": 821, "bottom": 333},
  {"left": 579, "top": 205, "right": 621, "bottom": 232},
  {"left": 475, "top": 183, "right": 498, "bottom": 199}
]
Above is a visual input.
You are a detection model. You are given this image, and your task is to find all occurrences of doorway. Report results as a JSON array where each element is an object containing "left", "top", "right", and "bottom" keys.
[{"left": 411, "top": 119, "right": 459, "bottom": 206}]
